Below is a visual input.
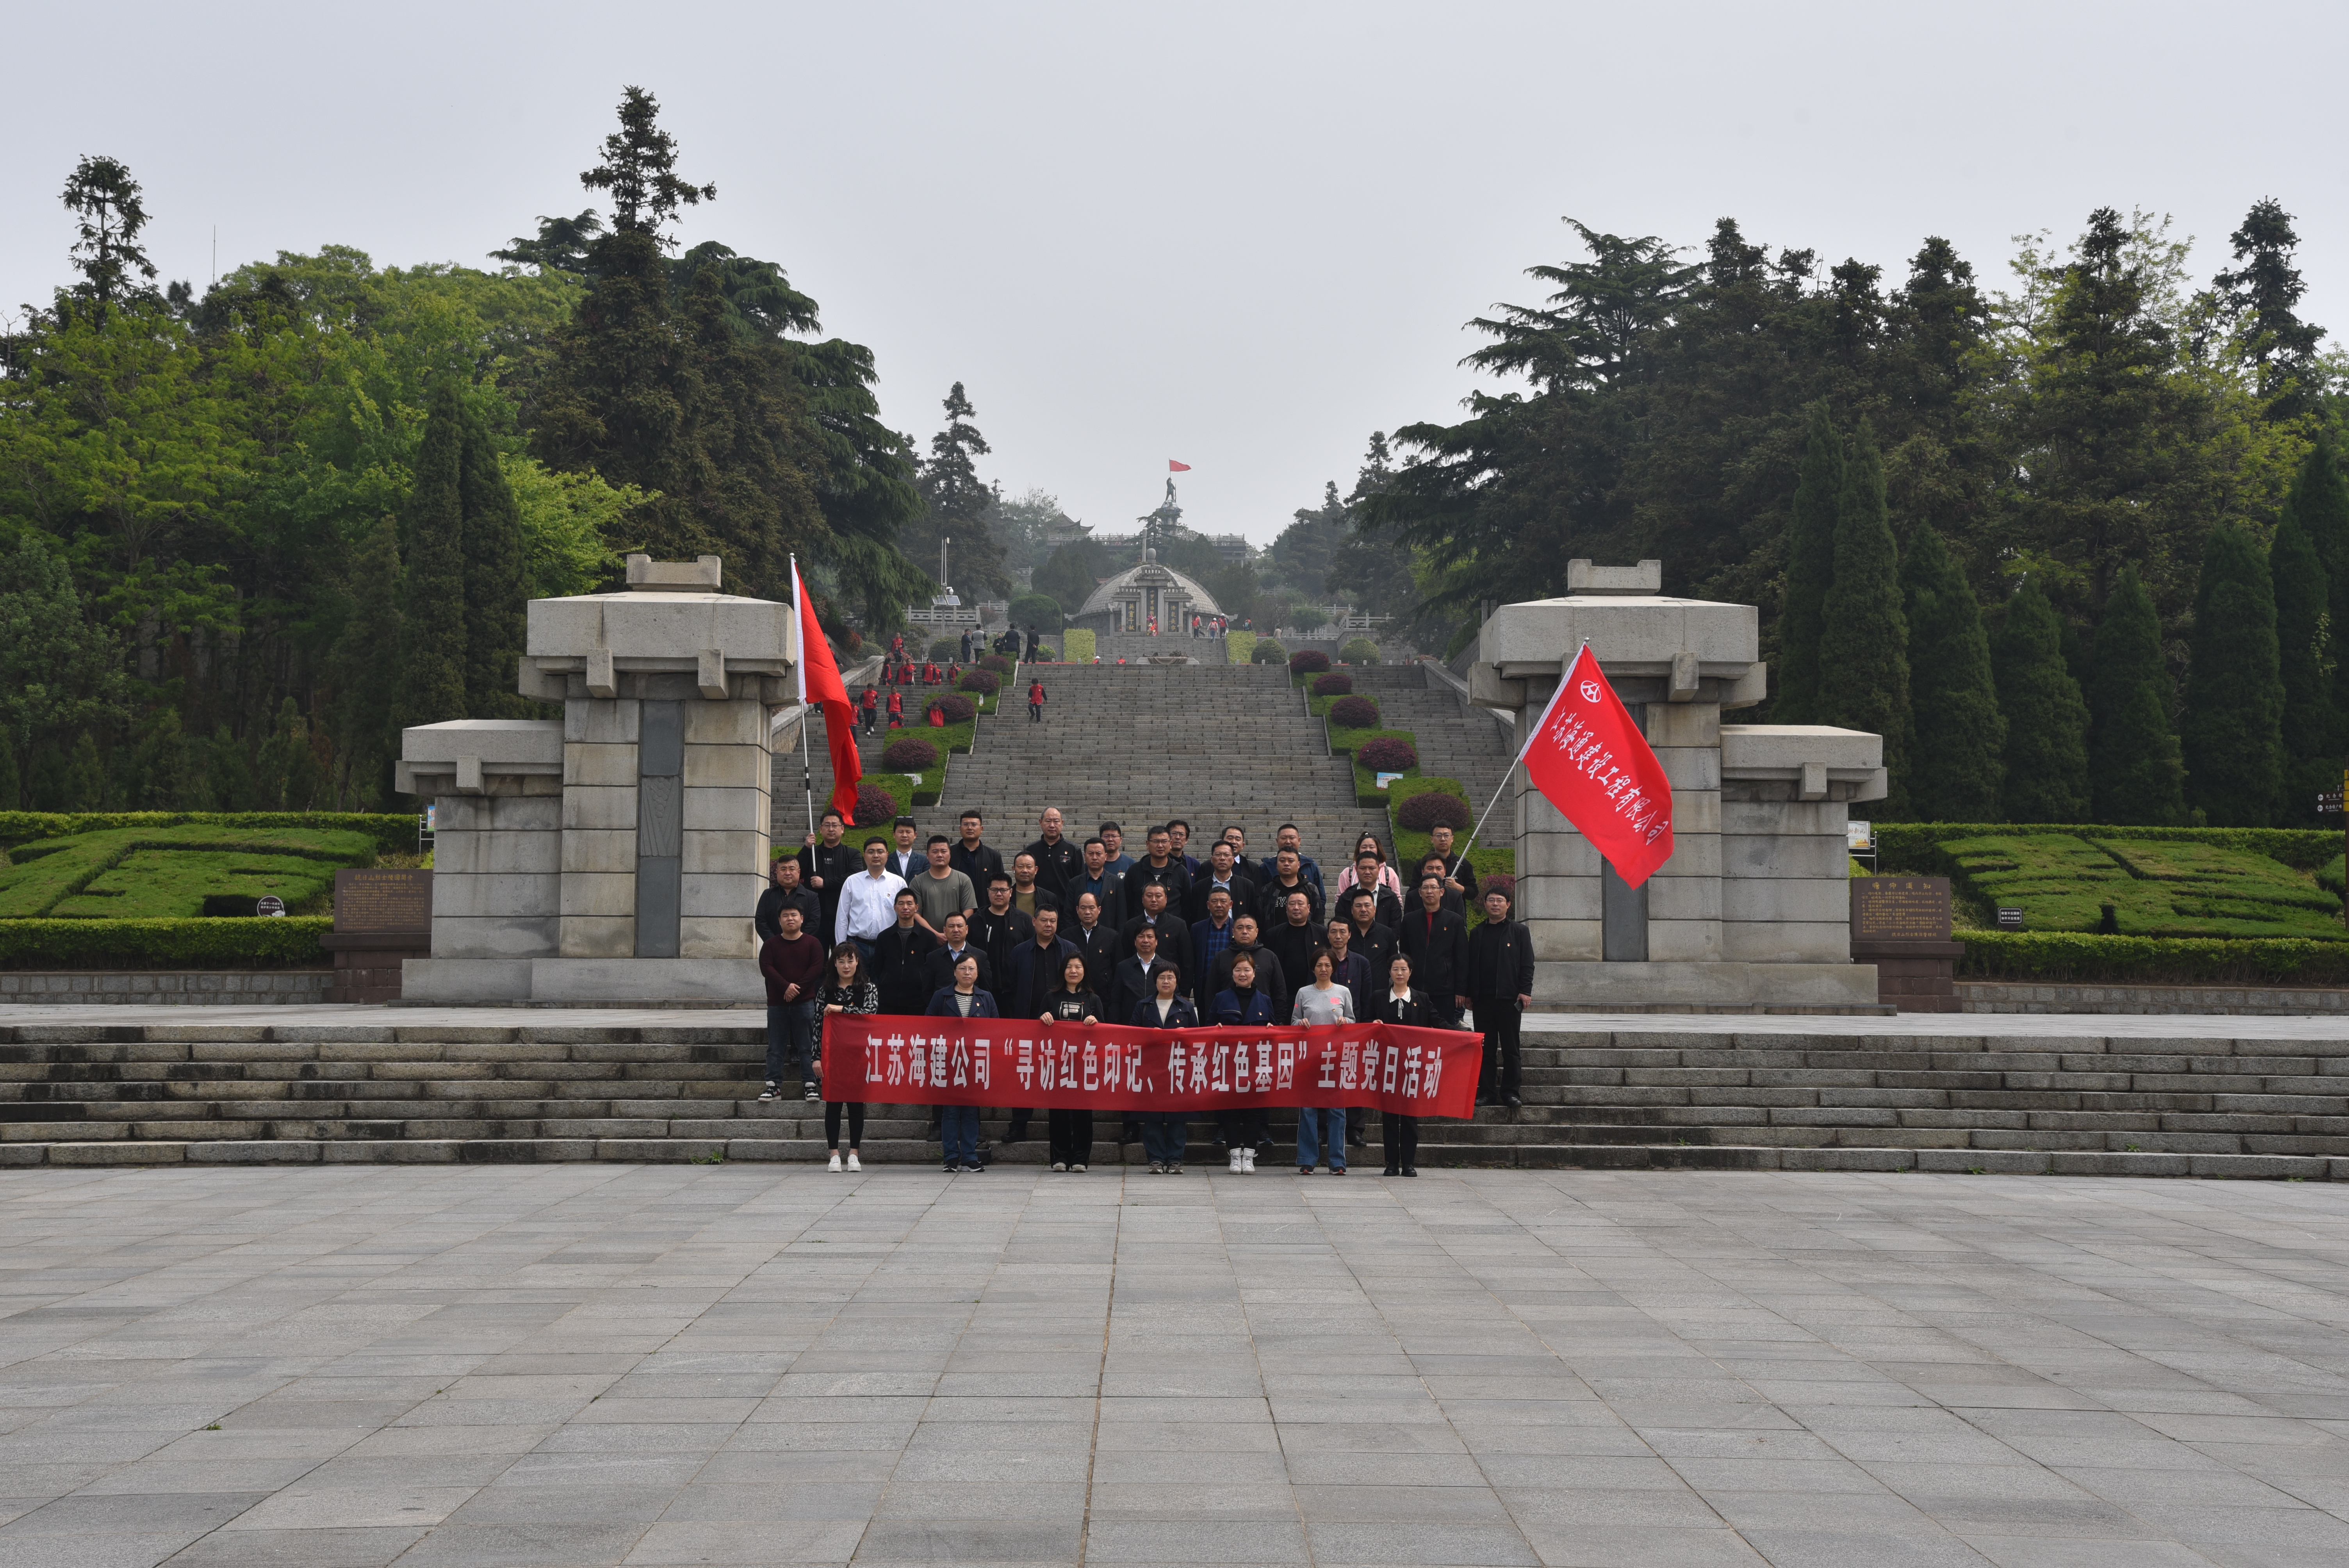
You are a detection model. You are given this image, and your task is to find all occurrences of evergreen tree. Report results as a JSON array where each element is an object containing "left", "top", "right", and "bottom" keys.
[
  {"left": 0, "top": 738, "right": 18, "bottom": 812},
  {"left": 1897, "top": 526, "right": 2004, "bottom": 820},
  {"left": 1992, "top": 579, "right": 2091, "bottom": 821},
  {"left": 397, "top": 382, "right": 468, "bottom": 733},
  {"left": 2212, "top": 198, "right": 2325, "bottom": 420},
  {"left": 204, "top": 725, "right": 256, "bottom": 813},
  {"left": 2181, "top": 526, "right": 2286, "bottom": 827},
  {"left": 905, "top": 383, "right": 1010, "bottom": 600},
  {"left": 2086, "top": 564, "right": 2186, "bottom": 825},
  {"left": 59, "top": 155, "right": 159, "bottom": 313},
  {"left": 1034, "top": 536, "right": 1111, "bottom": 616},
  {"left": 64, "top": 733, "right": 105, "bottom": 811},
  {"left": 2279, "top": 436, "right": 2349, "bottom": 747},
  {"left": 331, "top": 514, "right": 405, "bottom": 808},
  {"left": 456, "top": 399, "right": 530, "bottom": 718},
  {"left": 1814, "top": 422, "right": 1911, "bottom": 814},
  {"left": 257, "top": 698, "right": 323, "bottom": 813},
  {"left": 1773, "top": 401, "right": 1841, "bottom": 722},
  {"left": 0, "top": 533, "right": 126, "bottom": 776},
  {"left": 2270, "top": 507, "right": 2335, "bottom": 823}
]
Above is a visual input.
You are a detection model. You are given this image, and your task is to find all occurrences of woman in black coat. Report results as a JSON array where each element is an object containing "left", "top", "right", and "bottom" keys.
[
  {"left": 1129, "top": 965, "right": 1199, "bottom": 1173},
  {"left": 1375, "top": 953, "right": 1434, "bottom": 1177},
  {"left": 1039, "top": 954, "right": 1105, "bottom": 1172}
]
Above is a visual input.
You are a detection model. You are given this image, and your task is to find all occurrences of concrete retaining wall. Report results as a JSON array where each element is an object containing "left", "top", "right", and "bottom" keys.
[{"left": 0, "top": 971, "right": 335, "bottom": 1004}]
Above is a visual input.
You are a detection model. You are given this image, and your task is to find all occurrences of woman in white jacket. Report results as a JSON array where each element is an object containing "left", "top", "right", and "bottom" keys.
[{"left": 1291, "top": 950, "right": 1356, "bottom": 1174}]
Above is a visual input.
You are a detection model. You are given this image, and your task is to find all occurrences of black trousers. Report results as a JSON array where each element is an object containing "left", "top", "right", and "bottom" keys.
[
  {"left": 1477, "top": 1000, "right": 1522, "bottom": 1098},
  {"left": 825, "top": 1101, "right": 866, "bottom": 1149},
  {"left": 1217, "top": 1108, "right": 1269, "bottom": 1149},
  {"left": 1382, "top": 1114, "right": 1419, "bottom": 1169},
  {"left": 1048, "top": 1108, "right": 1093, "bottom": 1165}
]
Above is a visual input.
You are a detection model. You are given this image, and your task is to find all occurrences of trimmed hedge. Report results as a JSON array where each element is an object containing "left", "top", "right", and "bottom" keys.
[
  {"left": 853, "top": 783, "right": 900, "bottom": 827},
  {"left": 1356, "top": 737, "right": 1419, "bottom": 772},
  {"left": 1397, "top": 790, "right": 1471, "bottom": 832},
  {"left": 978, "top": 654, "right": 1014, "bottom": 675},
  {"left": 881, "top": 738, "right": 940, "bottom": 771},
  {"left": 1877, "top": 821, "right": 2341, "bottom": 873},
  {"left": 0, "top": 917, "right": 332, "bottom": 971},
  {"left": 1289, "top": 649, "right": 1331, "bottom": 675},
  {"left": 1223, "top": 631, "right": 1255, "bottom": 665},
  {"left": 0, "top": 811, "right": 416, "bottom": 856},
  {"left": 1340, "top": 638, "right": 1381, "bottom": 665},
  {"left": 1252, "top": 638, "right": 1287, "bottom": 664},
  {"left": 1062, "top": 628, "right": 1096, "bottom": 663},
  {"left": 929, "top": 693, "right": 977, "bottom": 724},
  {"left": 958, "top": 669, "right": 1001, "bottom": 695},
  {"left": 1955, "top": 930, "right": 2349, "bottom": 985},
  {"left": 1310, "top": 671, "right": 1353, "bottom": 698},
  {"left": 1328, "top": 695, "right": 1380, "bottom": 729}
]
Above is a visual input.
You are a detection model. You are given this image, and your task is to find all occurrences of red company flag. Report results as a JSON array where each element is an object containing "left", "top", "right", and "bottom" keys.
[
  {"left": 1519, "top": 643, "right": 1675, "bottom": 887},
  {"left": 1168, "top": 459, "right": 1192, "bottom": 472},
  {"left": 791, "top": 561, "right": 864, "bottom": 823}
]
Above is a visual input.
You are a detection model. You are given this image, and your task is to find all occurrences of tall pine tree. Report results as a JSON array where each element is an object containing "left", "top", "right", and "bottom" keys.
[
  {"left": 1773, "top": 401, "right": 1841, "bottom": 722},
  {"left": 397, "top": 382, "right": 468, "bottom": 733},
  {"left": 2181, "top": 526, "right": 2285, "bottom": 827},
  {"left": 2087, "top": 563, "right": 2185, "bottom": 825},
  {"left": 904, "top": 383, "right": 1010, "bottom": 600},
  {"left": 457, "top": 399, "right": 530, "bottom": 719},
  {"left": 1898, "top": 526, "right": 2003, "bottom": 820},
  {"left": 332, "top": 513, "right": 405, "bottom": 808},
  {"left": 2278, "top": 435, "right": 2349, "bottom": 750},
  {"left": 1992, "top": 579, "right": 2091, "bottom": 822},
  {"left": 2270, "top": 507, "right": 2335, "bottom": 823},
  {"left": 1814, "top": 422, "right": 1911, "bottom": 815}
]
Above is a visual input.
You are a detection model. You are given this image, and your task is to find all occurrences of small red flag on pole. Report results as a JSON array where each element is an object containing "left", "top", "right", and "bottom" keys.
[
  {"left": 1518, "top": 644, "right": 1676, "bottom": 887},
  {"left": 1168, "top": 459, "right": 1191, "bottom": 472}
]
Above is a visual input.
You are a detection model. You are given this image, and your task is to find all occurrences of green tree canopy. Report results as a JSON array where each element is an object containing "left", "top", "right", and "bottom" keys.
[
  {"left": 1898, "top": 526, "right": 2004, "bottom": 821},
  {"left": 1992, "top": 579, "right": 2091, "bottom": 822},
  {"left": 2085, "top": 563, "right": 2185, "bottom": 825},
  {"left": 2181, "top": 526, "right": 2286, "bottom": 827}
]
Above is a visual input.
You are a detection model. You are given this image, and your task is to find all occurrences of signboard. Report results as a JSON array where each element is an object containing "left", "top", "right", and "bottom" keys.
[
  {"left": 1849, "top": 876, "right": 1951, "bottom": 943},
  {"left": 255, "top": 895, "right": 286, "bottom": 918},
  {"left": 1846, "top": 819, "right": 1873, "bottom": 852},
  {"left": 333, "top": 868, "right": 433, "bottom": 934},
  {"left": 1996, "top": 906, "right": 2025, "bottom": 930}
]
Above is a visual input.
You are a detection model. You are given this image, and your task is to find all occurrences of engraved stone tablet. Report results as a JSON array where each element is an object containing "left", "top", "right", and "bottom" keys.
[
  {"left": 334, "top": 868, "right": 433, "bottom": 933},
  {"left": 1849, "top": 876, "right": 1951, "bottom": 943}
]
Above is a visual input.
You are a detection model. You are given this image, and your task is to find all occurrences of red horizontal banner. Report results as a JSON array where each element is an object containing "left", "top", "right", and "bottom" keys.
[{"left": 821, "top": 1015, "right": 1481, "bottom": 1118}]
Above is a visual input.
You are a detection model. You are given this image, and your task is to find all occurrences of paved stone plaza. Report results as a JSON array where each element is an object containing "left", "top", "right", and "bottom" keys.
[{"left": 3, "top": 1167, "right": 2348, "bottom": 1567}]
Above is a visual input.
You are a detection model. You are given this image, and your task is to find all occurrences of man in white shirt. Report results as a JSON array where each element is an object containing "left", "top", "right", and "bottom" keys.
[{"left": 835, "top": 837, "right": 909, "bottom": 956}]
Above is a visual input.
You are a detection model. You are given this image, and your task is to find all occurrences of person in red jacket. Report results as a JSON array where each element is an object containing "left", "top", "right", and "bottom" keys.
[
  {"left": 1028, "top": 679, "right": 1046, "bottom": 723},
  {"left": 859, "top": 686, "right": 880, "bottom": 734},
  {"left": 886, "top": 689, "right": 903, "bottom": 727},
  {"left": 759, "top": 904, "right": 828, "bottom": 1101}
]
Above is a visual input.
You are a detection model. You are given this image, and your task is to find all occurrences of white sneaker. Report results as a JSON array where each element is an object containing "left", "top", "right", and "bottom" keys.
[
  {"left": 1229, "top": 1149, "right": 1242, "bottom": 1172},
  {"left": 827, "top": 1153, "right": 842, "bottom": 1172},
  {"left": 1241, "top": 1149, "right": 1256, "bottom": 1173},
  {"left": 1070, "top": 1163, "right": 1085, "bottom": 1174},
  {"left": 846, "top": 1152, "right": 861, "bottom": 1172}
]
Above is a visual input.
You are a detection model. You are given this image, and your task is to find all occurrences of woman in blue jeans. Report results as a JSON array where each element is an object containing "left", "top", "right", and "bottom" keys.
[
  {"left": 1128, "top": 964, "right": 1199, "bottom": 1174},
  {"left": 1210, "top": 954, "right": 1275, "bottom": 1172},
  {"left": 925, "top": 953, "right": 998, "bottom": 1173}
]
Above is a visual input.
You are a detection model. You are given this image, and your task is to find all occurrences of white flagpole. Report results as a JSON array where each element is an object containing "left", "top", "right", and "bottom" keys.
[
  {"left": 1465, "top": 640, "right": 1587, "bottom": 853},
  {"left": 792, "top": 557, "right": 815, "bottom": 840}
]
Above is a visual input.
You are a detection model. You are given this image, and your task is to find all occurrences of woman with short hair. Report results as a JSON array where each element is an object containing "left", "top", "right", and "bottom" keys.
[
  {"left": 818, "top": 944, "right": 880, "bottom": 1172},
  {"left": 1211, "top": 953, "right": 1275, "bottom": 1173},
  {"left": 1374, "top": 953, "right": 1433, "bottom": 1178},
  {"left": 1040, "top": 953, "right": 1104, "bottom": 1173},
  {"left": 1291, "top": 949, "right": 1356, "bottom": 1174},
  {"left": 1130, "top": 964, "right": 1199, "bottom": 1174}
]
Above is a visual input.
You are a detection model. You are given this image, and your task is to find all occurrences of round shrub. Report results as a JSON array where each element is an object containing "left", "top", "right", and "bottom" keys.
[
  {"left": 1009, "top": 592, "right": 1064, "bottom": 633},
  {"left": 1328, "top": 695, "right": 1381, "bottom": 730},
  {"left": 882, "top": 738, "right": 939, "bottom": 772},
  {"left": 1341, "top": 638, "right": 1381, "bottom": 665},
  {"left": 979, "top": 653, "right": 1014, "bottom": 675},
  {"left": 1310, "top": 671, "right": 1353, "bottom": 698},
  {"left": 1289, "top": 649, "right": 1331, "bottom": 674},
  {"left": 1396, "top": 789, "right": 1471, "bottom": 832},
  {"left": 852, "top": 784, "right": 898, "bottom": 827},
  {"left": 1251, "top": 638, "right": 1287, "bottom": 664},
  {"left": 1355, "top": 737, "right": 1419, "bottom": 773},
  {"left": 930, "top": 693, "right": 977, "bottom": 723},
  {"left": 958, "top": 669, "right": 1001, "bottom": 696},
  {"left": 926, "top": 637, "right": 959, "bottom": 661},
  {"left": 1035, "top": 644, "right": 1057, "bottom": 662}
]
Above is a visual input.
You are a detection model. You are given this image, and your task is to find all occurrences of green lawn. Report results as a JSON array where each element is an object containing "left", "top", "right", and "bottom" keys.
[
  {"left": 1944, "top": 833, "right": 2345, "bottom": 940},
  {"left": 0, "top": 825, "right": 378, "bottom": 919}
]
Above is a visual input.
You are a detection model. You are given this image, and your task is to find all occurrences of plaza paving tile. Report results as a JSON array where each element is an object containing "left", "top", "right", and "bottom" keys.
[{"left": 0, "top": 1166, "right": 2344, "bottom": 1565}]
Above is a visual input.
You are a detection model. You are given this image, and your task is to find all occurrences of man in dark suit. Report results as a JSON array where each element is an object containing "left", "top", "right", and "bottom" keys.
[
  {"left": 1463, "top": 886, "right": 1536, "bottom": 1107},
  {"left": 1121, "top": 826, "right": 1189, "bottom": 922},
  {"left": 884, "top": 817, "right": 924, "bottom": 882},
  {"left": 923, "top": 911, "right": 996, "bottom": 999},
  {"left": 1021, "top": 808, "right": 1084, "bottom": 909},
  {"left": 871, "top": 890, "right": 939, "bottom": 1015},
  {"left": 1117, "top": 881, "right": 1193, "bottom": 991},
  {"left": 1007, "top": 905, "right": 1080, "bottom": 1021},
  {"left": 1068, "top": 891, "right": 1121, "bottom": 996},
  {"left": 1346, "top": 852, "right": 1406, "bottom": 931},
  {"left": 1070, "top": 837, "right": 1125, "bottom": 924},
  {"left": 1398, "top": 873, "right": 1468, "bottom": 1028},
  {"left": 1109, "top": 924, "right": 1178, "bottom": 1023},
  {"left": 1206, "top": 913, "right": 1289, "bottom": 1016},
  {"left": 1255, "top": 848, "right": 1322, "bottom": 930},
  {"left": 968, "top": 873, "right": 1032, "bottom": 1016},
  {"left": 1342, "top": 886, "right": 1398, "bottom": 975},
  {"left": 1184, "top": 839, "right": 1257, "bottom": 923},
  {"left": 949, "top": 810, "right": 1006, "bottom": 894}
]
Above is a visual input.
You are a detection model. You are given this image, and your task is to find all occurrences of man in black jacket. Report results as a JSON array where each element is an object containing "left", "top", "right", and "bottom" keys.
[
  {"left": 1398, "top": 874, "right": 1468, "bottom": 1027},
  {"left": 1117, "top": 881, "right": 1193, "bottom": 990},
  {"left": 969, "top": 873, "right": 1033, "bottom": 1015},
  {"left": 1008, "top": 906, "right": 1080, "bottom": 1021},
  {"left": 872, "top": 890, "right": 939, "bottom": 1015},
  {"left": 1183, "top": 840, "right": 1257, "bottom": 923},
  {"left": 923, "top": 911, "right": 996, "bottom": 998},
  {"left": 1431, "top": 824, "right": 1479, "bottom": 911},
  {"left": 1254, "top": 848, "right": 1321, "bottom": 930},
  {"left": 797, "top": 810, "right": 861, "bottom": 944},
  {"left": 1343, "top": 886, "right": 1399, "bottom": 974},
  {"left": 1068, "top": 891, "right": 1120, "bottom": 995},
  {"left": 1121, "top": 826, "right": 1189, "bottom": 921},
  {"left": 1262, "top": 891, "right": 1325, "bottom": 1003},
  {"left": 754, "top": 856, "right": 821, "bottom": 943},
  {"left": 1463, "top": 887, "right": 1536, "bottom": 1107},
  {"left": 1021, "top": 808, "right": 1084, "bottom": 909},
  {"left": 949, "top": 810, "right": 1006, "bottom": 893},
  {"left": 1207, "top": 913, "right": 1289, "bottom": 1016},
  {"left": 1109, "top": 923, "right": 1178, "bottom": 1022},
  {"left": 1346, "top": 852, "right": 1406, "bottom": 930}
]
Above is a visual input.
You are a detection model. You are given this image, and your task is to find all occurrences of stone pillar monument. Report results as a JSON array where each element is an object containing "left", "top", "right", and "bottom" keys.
[
  {"left": 396, "top": 555, "right": 795, "bottom": 1004},
  {"left": 1470, "top": 560, "right": 1888, "bottom": 1012}
]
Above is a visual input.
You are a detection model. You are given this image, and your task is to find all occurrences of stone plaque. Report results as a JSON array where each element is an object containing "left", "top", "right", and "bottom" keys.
[
  {"left": 335, "top": 869, "right": 432, "bottom": 933},
  {"left": 1850, "top": 876, "right": 1951, "bottom": 943}
]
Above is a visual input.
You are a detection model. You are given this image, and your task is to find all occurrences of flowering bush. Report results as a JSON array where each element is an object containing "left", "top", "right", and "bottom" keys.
[
  {"left": 882, "top": 738, "right": 939, "bottom": 771},
  {"left": 929, "top": 693, "right": 977, "bottom": 723},
  {"left": 1328, "top": 695, "right": 1381, "bottom": 730},
  {"left": 1289, "top": 649, "right": 1331, "bottom": 674},
  {"left": 1355, "top": 737, "right": 1419, "bottom": 773},
  {"left": 853, "top": 784, "right": 898, "bottom": 827},
  {"left": 1310, "top": 671, "right": 1353, "bottom": 698},
  {"left": 958, "top": 669, "right": 1001, "bottom": 695},
  {"left": 979, "top": 654, "right": 1014, "bottom": 675},
  {"left": 1397, "top": 790, "right": 1471, "bottom": 831}
]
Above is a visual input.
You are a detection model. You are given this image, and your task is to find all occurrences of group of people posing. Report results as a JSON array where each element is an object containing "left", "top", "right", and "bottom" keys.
[{"left": 755, "top": 808, "right": 1536, "bottom": 1179}]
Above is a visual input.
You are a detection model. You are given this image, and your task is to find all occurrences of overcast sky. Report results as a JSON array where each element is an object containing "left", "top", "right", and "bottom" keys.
[{"left": 8, "top": 2, "right": 2343, "bottom": 548}]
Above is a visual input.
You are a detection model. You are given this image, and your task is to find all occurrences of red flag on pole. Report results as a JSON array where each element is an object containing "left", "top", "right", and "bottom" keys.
[
  {"left": 1518, "top": 643, "right": 1675, "bottom": 888},
  {"left": 792, "top": 562, "right": 864, "bottom": 824},
  {"left": 1168, "top": 459, "right": 1191, "bottom": 472}
]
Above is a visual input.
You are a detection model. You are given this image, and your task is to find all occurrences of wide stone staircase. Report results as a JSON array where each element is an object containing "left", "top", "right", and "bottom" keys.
[
  {"left": 937, "top": 662, "right": 1376, "bottom": 862},
  {"left": 3, "top": 1019, "right": 2344, "bottom": 1178}
]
